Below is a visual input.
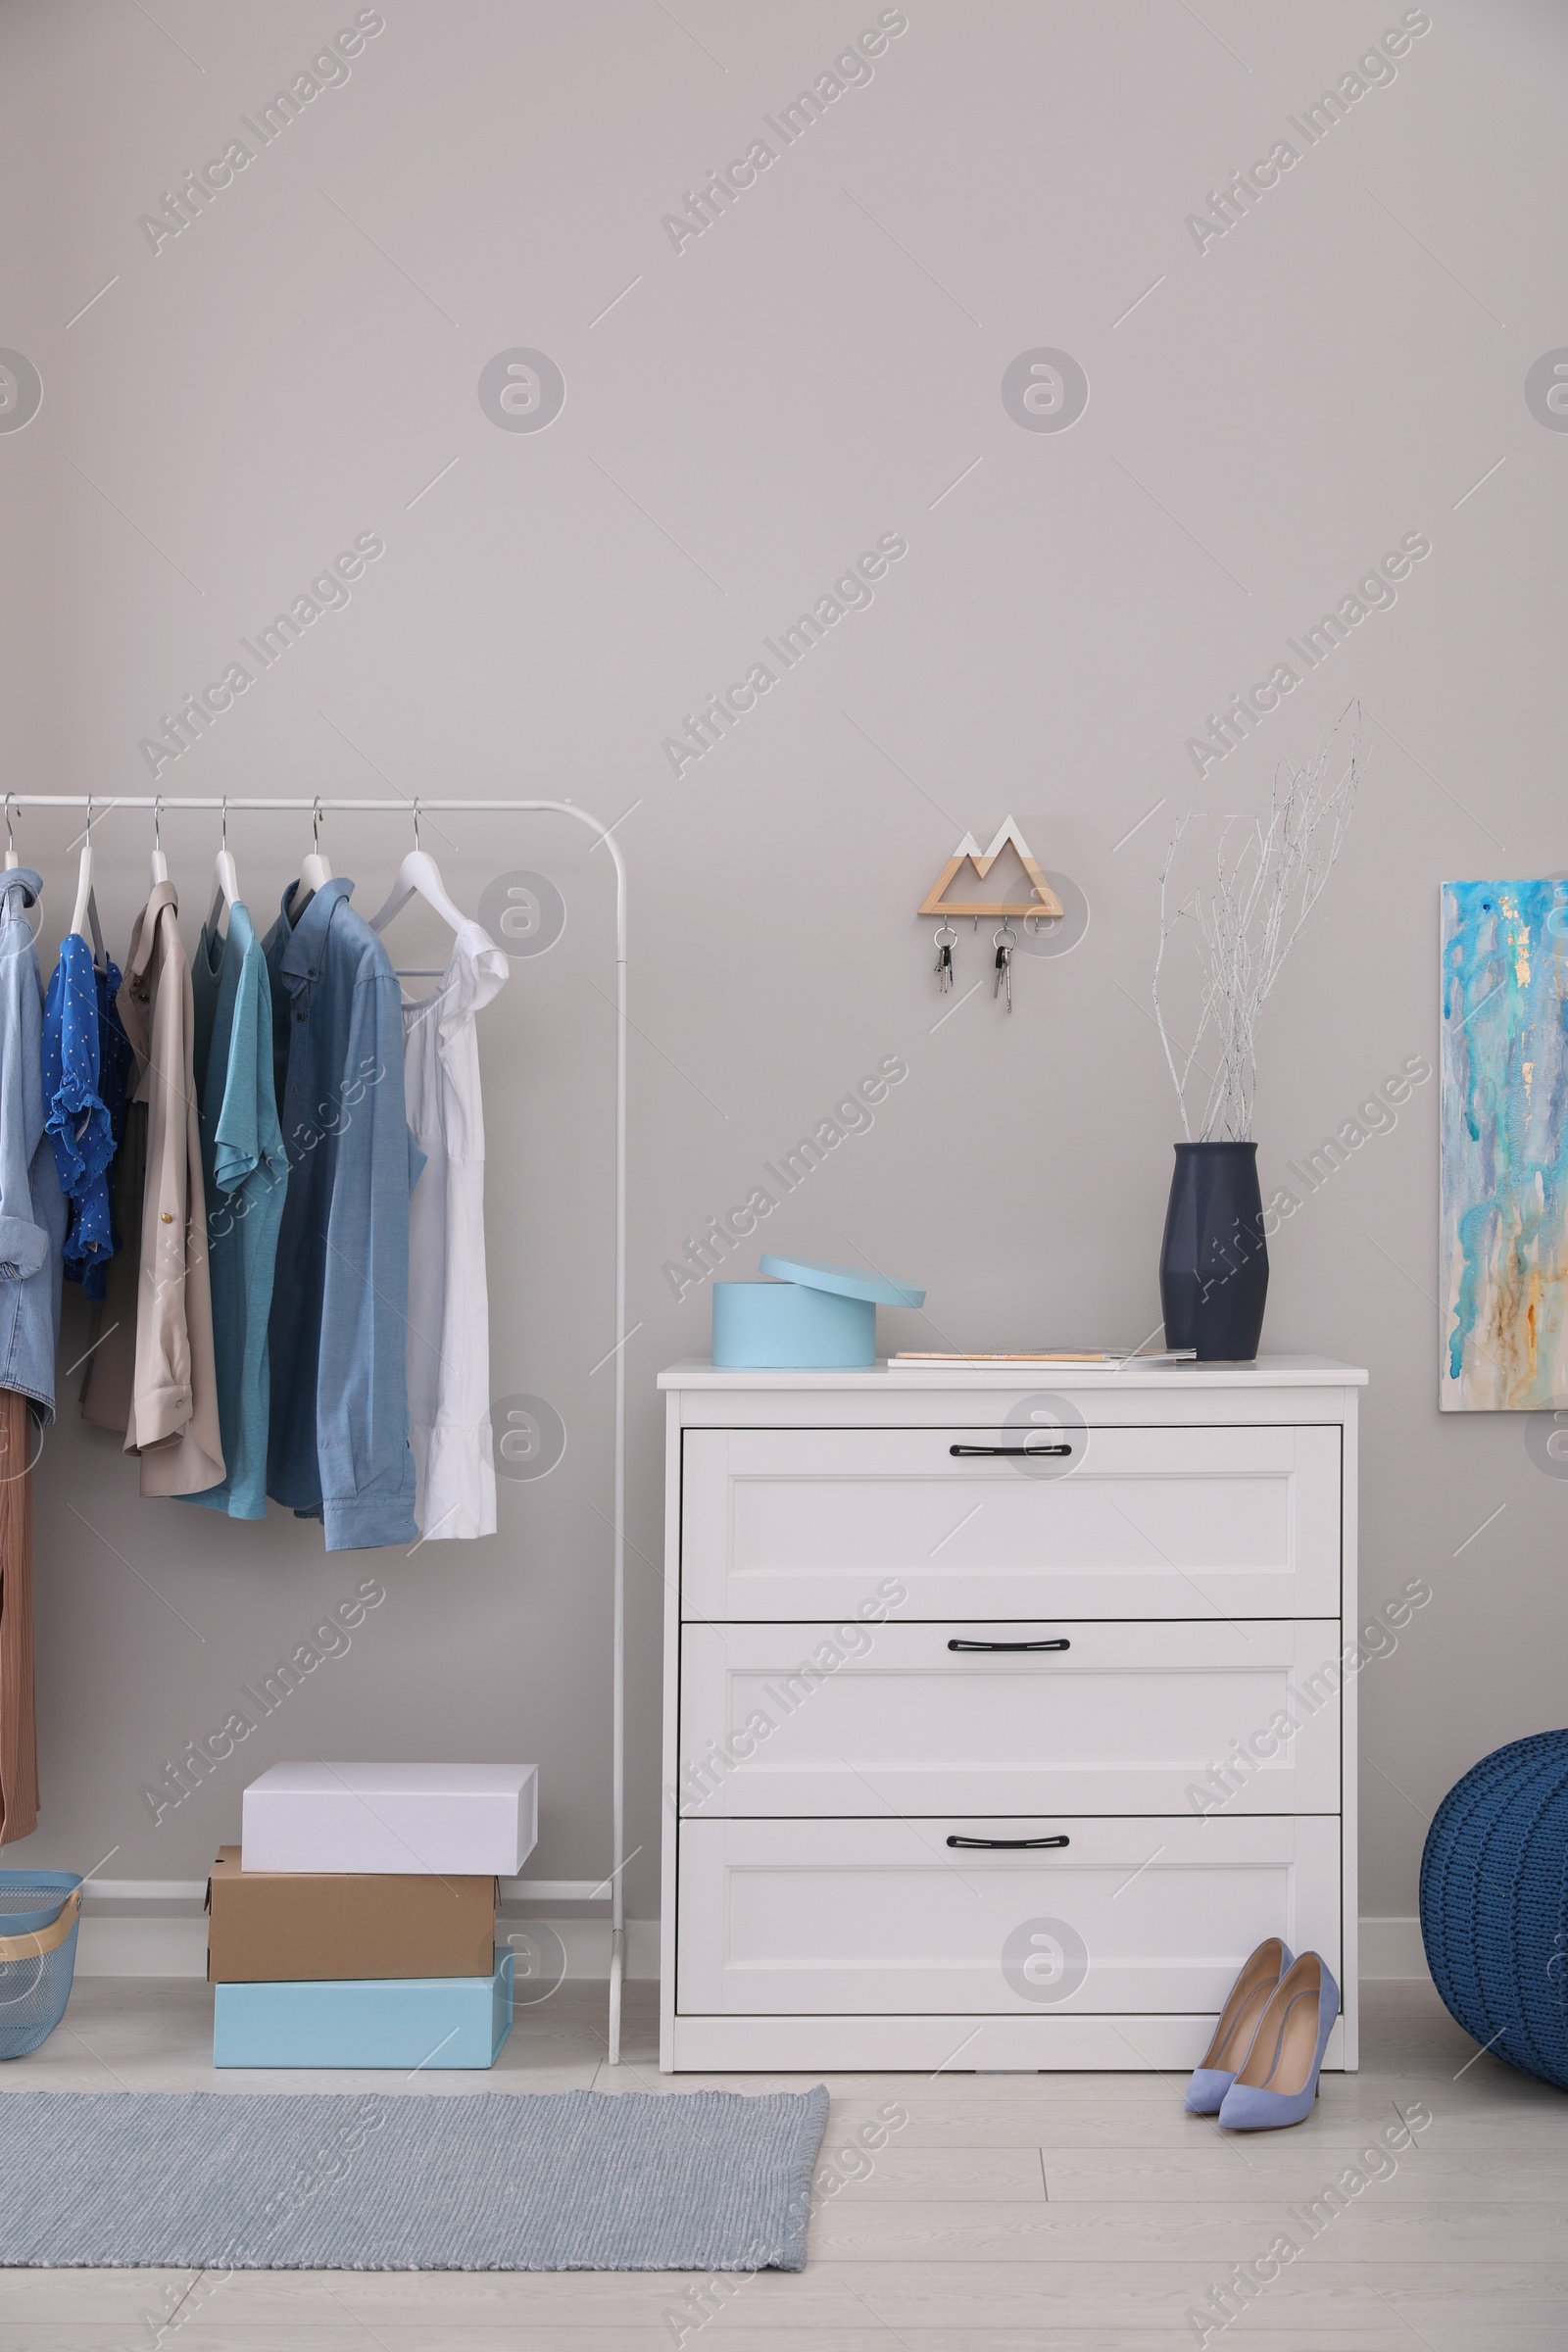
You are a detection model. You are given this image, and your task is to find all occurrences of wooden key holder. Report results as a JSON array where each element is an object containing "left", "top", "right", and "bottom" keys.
[{"left": 918, "top": 816, "right": 1064, "bottom": 920}]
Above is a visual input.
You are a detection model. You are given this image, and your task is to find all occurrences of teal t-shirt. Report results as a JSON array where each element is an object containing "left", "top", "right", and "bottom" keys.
[{"left": 185, "top": 903, "right": 288, "bottom": 1520}]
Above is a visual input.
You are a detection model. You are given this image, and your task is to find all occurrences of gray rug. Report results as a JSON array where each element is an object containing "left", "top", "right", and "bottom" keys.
[{"left": 0, "top": 2087, "right": 830, "bottom": 2271}]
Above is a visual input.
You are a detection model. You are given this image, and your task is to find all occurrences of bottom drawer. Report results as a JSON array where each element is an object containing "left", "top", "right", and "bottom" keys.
[{"left": 676, "top": 1814, "right": 1340, "bottom": 2016}]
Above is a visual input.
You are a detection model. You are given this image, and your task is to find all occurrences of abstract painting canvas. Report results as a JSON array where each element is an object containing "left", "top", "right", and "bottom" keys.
[{"left": 1442, "top": 879, "right": 1568, "bottom": 1409}]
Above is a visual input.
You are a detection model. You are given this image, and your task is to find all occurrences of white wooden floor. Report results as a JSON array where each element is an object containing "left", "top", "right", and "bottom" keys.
[{"left": 0, "top": 1977, "right": 1560, "bottom": 2349}]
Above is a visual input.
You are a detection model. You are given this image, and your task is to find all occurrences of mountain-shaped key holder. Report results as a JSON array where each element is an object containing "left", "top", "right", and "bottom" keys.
[{"left": 918, "top": 816, "right": 1064, "bottom": 919}]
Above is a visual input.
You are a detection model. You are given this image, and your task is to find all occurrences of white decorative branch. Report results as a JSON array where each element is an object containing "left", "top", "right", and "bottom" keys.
[{"left": 1152, "top": 706, "right": 1363, "bottom": 1143}]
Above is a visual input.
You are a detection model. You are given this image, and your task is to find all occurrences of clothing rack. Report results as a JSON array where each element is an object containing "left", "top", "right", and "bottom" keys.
[{"left": 7, "top": 794, "right": 631, "bottom": 2065}]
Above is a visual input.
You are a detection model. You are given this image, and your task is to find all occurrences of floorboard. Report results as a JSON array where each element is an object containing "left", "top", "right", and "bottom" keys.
[{"left": 0, "top": 1980, "right": 1559, "bottom": 2347}]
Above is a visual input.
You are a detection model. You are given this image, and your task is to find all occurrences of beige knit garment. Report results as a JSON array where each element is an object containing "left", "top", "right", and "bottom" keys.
[{"left": 80, "top": 882, "right": 223, "bottom": 1495}]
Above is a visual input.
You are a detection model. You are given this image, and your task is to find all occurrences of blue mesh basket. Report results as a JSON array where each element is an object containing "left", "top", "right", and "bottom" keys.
[{"left": 0, "top": 1872, "right": 82, "bottom": 2059}]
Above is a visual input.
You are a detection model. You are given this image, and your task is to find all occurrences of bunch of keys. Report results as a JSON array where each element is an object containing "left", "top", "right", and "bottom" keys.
[
  {"left": 933, "top": 920, "right": 956, "bottom": 994},
  {"left": 993, "top": 920, "right": 1016, "bottom": 1011}
]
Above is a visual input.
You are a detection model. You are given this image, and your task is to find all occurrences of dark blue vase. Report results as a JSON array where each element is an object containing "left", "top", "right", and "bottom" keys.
[{"left": 1158, "top": 1141, "right": 1269, "bottom": 1361}]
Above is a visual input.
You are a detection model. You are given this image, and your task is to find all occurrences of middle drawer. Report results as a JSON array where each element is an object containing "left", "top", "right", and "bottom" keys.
[{"left": 677, "top": 1618, "right": 1343, "bottom": 1818}]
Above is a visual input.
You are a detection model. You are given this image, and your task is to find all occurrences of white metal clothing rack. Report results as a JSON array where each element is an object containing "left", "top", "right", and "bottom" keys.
[{"left": 9, "top": 794, "right": 631, "bottom": 2064}]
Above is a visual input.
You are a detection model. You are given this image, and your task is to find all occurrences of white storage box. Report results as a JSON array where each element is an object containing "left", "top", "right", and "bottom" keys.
[{"left": 241, "top": 1763, "right": 539, "bottom": 1876}]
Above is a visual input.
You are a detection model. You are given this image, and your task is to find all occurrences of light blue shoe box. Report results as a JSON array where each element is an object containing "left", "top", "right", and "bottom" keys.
[{"left": 214, "top": 1953, "right": 513, "bottom": 2069}]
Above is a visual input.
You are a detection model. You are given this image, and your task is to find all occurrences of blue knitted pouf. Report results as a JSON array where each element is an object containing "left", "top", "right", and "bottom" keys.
[{"left": 1419, "top": 1729, "right": 1568, "bottom": 2092}]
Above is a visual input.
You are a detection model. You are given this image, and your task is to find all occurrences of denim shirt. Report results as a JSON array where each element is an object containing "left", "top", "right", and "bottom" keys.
[
  {"left": 263, "top": 878, "right": 424, "bottom": 1549},
  {"left": 42, "top": 929, "right": 116, "bottom": 1292},
  {"left": 0, "top": 872, "right": 66, "bottom": 1421},
  {"left": 85, "top": 956, "right": 133, "bottom": 1302}
]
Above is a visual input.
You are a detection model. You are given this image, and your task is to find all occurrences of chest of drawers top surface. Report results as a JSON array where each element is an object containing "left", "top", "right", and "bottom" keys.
[
  {"left": 660, "top": 1356, "right": 1366, "bottom": 1432},
  {"left": 660, "top": 1355, "right": 1366, "bottom": 1389}
]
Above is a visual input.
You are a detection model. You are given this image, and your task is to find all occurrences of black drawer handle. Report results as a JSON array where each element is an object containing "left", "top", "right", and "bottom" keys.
[
  {"left": 948, "top": 1638, "right": 1070, "bottom": 1653},
  {"left": 950, "top": 1443, "right": 1071, "bottom": 1457},
  {"left": 946, "top": 1834, "right": 1070, "bottom": 1850}
]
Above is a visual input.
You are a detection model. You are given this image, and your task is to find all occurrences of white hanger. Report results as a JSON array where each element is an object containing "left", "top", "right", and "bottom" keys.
[
  {"left": 70, "top": 795, "right": 106, "bottom": 962},
  {"left": 1, "top": 797, "right": 40, "bottom": 940},
  {"left": 368, "top": 802, "right": 467, "bottom": 938},
  {"left": 207, "top": 798, "right": 239, "bottom": 935},
  {"left": 289, "top": 797, "right": 331, "bottom": 922},
  {"left": 149, "top": 795, "right": 170, "bottom": 887}
]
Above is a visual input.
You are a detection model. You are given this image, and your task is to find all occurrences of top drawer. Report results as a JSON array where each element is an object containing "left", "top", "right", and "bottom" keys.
[{"left": 682, "top": 1424, "right": 1341, "bottom": 1621}]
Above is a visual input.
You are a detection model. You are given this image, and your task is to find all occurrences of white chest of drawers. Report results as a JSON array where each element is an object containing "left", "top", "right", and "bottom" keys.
[{"left": 658, "top": 1356, "right": 1363, "bottom": 2074}]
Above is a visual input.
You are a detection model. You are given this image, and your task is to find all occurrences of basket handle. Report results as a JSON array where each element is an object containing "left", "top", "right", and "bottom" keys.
[{"left": 0, "top": 1885, "right": 81, "bottom": 1963}]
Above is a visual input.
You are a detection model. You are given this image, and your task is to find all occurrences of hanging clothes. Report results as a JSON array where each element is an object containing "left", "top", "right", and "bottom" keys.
[
  {"left": 41, "top": 930, "right": 116, "bottom": 1294},
  {"left": 0, "top": 872, "right": 67, "bottom": 1423},
  {"left": 263, "top": 878, "right": 423, "bottom": 1550},
  {"left": 78, "top": 1098, "right": 144, "bottom": 1429},
  {"left": 84, "top": 958, "right": 133, "bottom": 1303},
  {"left": 402, "top": 920, "right": 507, "bottom": 1540},
  {"left": 81, "top": 881, "right": 224, "bottom": 1495},
  {"left": 74, "top": 963, "right": 138, "bottom": 1403},
  {"left": 0, "top": 869, "right": 65, "bottom": 1841},
  {"left": 185, "top": 905, "right": 288, "bottom": 1521}
]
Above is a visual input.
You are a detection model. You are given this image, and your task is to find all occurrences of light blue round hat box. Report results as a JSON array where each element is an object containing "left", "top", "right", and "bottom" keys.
[{"left": 710, "top": 1254, "right": 926, "bottom": 1369}]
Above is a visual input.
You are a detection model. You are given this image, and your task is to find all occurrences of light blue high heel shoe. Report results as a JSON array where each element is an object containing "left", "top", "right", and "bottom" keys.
[
  {"left": 1217, "top": 1952, "right": 1339, "bottom": 2130},
  {"left": 1185, "top": 1937, "right": 1294, "bottom": 2115}
]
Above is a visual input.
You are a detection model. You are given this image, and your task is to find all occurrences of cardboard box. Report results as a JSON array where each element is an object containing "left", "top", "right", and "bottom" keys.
[
  {"left": 213, "top": 1959, "right": 513, "bottom": 2069},
  {"left": 241, "top": 1762, "right": 539, "bottom": 1876},
  {"left": 206, "top": 1849, "right": 496, "bottom": 1984}
]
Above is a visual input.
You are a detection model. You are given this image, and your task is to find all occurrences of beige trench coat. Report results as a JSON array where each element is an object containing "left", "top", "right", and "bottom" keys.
[{"left": 80, "top": 882, "right": 223, "bottom": 1495}]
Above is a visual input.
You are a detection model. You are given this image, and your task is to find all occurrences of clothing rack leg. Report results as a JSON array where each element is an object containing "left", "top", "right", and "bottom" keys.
[
  {"left": 608, "top": 1927, "right": 625, "bottom": 2065},
  {"left": 608, "top": 853, "right": 628, "bottom": 2066}
]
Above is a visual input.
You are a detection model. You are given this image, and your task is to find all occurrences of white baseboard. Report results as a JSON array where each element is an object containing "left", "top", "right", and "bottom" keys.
[
  {"left": 507, "top": 1918, "right": 662, "bottom": 1982},
  {"left": 76, "top": 1917, "right": 210, "bottom": 1978},
  {"left": 76, "top": 1916, "right": 662, "bottom": 1982},
  {"left": 74, "top": 1911, "right": 1428, "bottom": 1986},
  {"left": 1359, "top": 1916, "right": 1430, "bottom": 1980}
]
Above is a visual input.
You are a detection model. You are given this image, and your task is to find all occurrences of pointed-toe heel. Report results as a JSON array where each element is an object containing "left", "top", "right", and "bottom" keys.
[
  {"left": 1185, "top": 1936, "right": 1294, "bottom": 2115},
  {"left": 1217, "top": 1952, "right": 1339, "bottom": 2131}
]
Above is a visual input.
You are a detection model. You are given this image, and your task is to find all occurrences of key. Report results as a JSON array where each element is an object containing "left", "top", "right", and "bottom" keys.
[{"left": 994, "top": 937, "right": 1014, "bottom": 1011}]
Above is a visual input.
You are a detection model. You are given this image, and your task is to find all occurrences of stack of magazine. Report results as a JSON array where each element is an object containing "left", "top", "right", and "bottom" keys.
[{"left": 890, "top": 1348, "right": 1198, "bottom": 1365}]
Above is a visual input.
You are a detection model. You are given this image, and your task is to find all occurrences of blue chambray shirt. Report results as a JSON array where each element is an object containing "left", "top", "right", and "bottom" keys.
[
  {"left": 0, "top": 872, "right": 67, "bottom": 1422},
  {"left": 41, "top": 929, "right": 116, "bottom": 1291},
  {"left": 263, "top": 879, "right": 424, "bottom": 1549}
]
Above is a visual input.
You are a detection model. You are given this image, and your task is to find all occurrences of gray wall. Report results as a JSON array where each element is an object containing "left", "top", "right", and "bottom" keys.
[{"left": 2, "top": 0, "right": 1563, "bottom": 1931}]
